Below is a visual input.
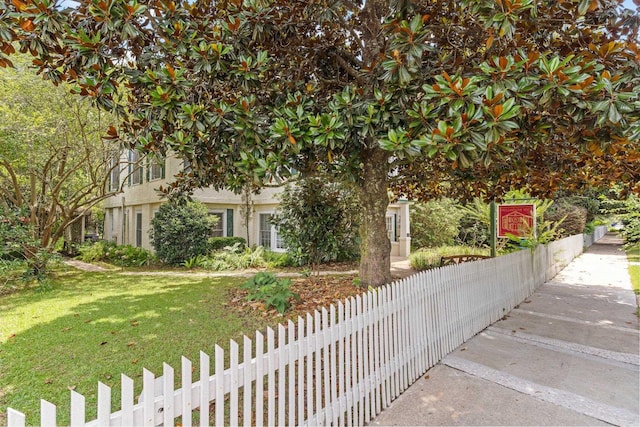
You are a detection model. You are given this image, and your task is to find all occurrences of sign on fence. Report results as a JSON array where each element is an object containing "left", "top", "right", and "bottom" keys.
[{"left": 497, "top": 204, "right": 535, "bottom": 238}]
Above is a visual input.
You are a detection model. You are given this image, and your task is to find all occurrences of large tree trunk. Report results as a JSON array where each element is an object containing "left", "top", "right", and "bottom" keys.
[{"left": 357, "top": 147, "right": 392, "bottom": 287}]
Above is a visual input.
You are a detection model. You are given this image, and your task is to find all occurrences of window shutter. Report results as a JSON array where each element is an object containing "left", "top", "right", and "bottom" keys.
[
  {"left": 226, "top": 209, "right": 234, "bottom": 237},
  {"left": 161, "top": 159, "right": 166, "bottom": 179}
]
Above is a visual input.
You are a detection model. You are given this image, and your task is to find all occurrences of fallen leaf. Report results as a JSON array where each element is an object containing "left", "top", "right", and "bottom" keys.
[
  {"left": 424, "top": 375, "right": 430, "bottom": 380},
  {"left": 523, "top": 300, "right": 532, "bottom": 304},
  {"left": 100, "top": 341, "right": 108, "bottom": 346},
  {"left": 127, "top": 341, "right": 136, "bottom": 347},
  {"left": 105, "top": 374, "right": 112, "bottom": 380},
  {"left": 61, "top": 327, "right": 72, "bottom": 332},
  {"left": 7, "top": 333, "right": 15, "bottom": 339},
  {"left": 130, "top": 320, "right": 139, "bottom": 326},
  {"left": 84, "top": 319, "right": 92, "bottom": 323},
  {"left": 512, "top": 330, "right": 517, "bottom": 333},
  {"left": 44, "top": 379, "right": 53, "bottom": 384},
  {"left": 67, "top": 385, "right": 76, "bottom": 391},
  {"left": 460, "top": 347, "right": 467, "bottom": 352},
  {"left": 132, "top": 359, "right": 138, "bottom": 364}
]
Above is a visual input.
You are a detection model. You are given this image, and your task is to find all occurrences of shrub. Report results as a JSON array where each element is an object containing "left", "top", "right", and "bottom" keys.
[
  {"left": 409, "top": 246, "right": 490, "bottom": 271},
  {"left": 601, "top": 194, "right": 640, "bottom": 248},
  {"left": 410, "top": 199, "right": 463, "bottom": 249},
  {"left": 208, "top": 236, "right": 246, "bottom": 251},
  {"left": 241, "top": 272, "right": 299, "bottom": 314},
  {"left": 150, "top": 201, "right": 218, "bottom": 265},
  {"left": 271, "top": 177, "right": 361, "bottom": 270},
  {"left": 546, "top": 201, "right": 587, "bottom": 238},
  {"left": 77, "top": 240, "right": 155, "bottom": 267}
]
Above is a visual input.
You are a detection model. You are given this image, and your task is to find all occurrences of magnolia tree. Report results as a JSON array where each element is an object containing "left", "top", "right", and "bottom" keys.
[{"left": 2, "top": 0, "right": 638, "bottom": 285}]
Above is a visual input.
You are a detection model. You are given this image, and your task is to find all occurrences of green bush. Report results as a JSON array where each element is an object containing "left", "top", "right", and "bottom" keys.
[
  {"left": 271, "top": 177, "right": 361, "bottom": 269},
  {"left": 150, "top": 201, "right": 218, "bottom": 265},
  {"left": 241, "top": 272, "right": 299, "bottom": 314},
  {"left": 601, "top": 194, "right": 639, "bottom": 248},
  {"left": 546, "top": 201, "right": 587, "bottom": 238},
  {"left": 410, "top": 199, "right": 463, "bottom": 249},
  {"left": 77, "top": 240, "right": 155, "bottom": 267},
  {"left": 208, "top": 236, "right": 246, "bottom": 251},
  {"left": 409, "top": 246, "right": 490, "bottom": 271}
]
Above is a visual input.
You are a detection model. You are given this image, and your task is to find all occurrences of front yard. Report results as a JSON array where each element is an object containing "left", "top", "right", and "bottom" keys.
[{"left": 0, "top": 269, "right": 270, "bottom": 425}]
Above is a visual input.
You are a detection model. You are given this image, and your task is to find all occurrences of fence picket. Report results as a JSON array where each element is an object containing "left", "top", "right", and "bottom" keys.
[
  {"left": 267, "top": 327, "right": 276, "bottom": 427},
  {"left": 199, "top": 351, "right": 210, "bottom": 427},
  {"left": 229, "top": 341, "right": 239, "bottom": 427},
  {"left": 287, "top": 320, "right": 296, "bottom": 427},
  {"left": 305, "top": 313, "right": 314, "bottom": 425},
  {"left": 344, "top": 298, "right": 354, "bottom": 427},
  {"left": 40, "top": 400, "right": 56, "bottom": 427},
  {"left": 70, "top": 390, "right": 85, "bottom": 427},
  {"left": 141, "top": 370, "right": 154, "bottom": 427},
  {"left": 215, "top": 345, "right": 225, "bottom": 427},
  {"left": 297, "top": 318, "right": 305, "bottom": 426},
  {"left": 314, "top": 310, "right": 323, "bottom": 425},
  {"left": 255, "top": 332, "right": 264, "bottom": 427},
  {"left": 7, "top": 408, "right": 25, "bottom": 427},
  {"left": 5, "top": 233, "right": 598, "bottom": 427},
  {"left": 180, "top": 358, "right": 192, "bottom": 427},
  {"left": 162, "top": 363, "right": 175, "bottom": 427},
  {"left": 242, "top": 336, "right": 252, "bottom": 427}
]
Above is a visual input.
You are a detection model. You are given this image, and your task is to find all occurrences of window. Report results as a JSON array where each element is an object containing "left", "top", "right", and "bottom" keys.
[
  {"left": 135, "top": 212, "right": 143, "bottom": 247},
  {"left": 386, "top": 214, "right": 398, "bottom": 242},
  {"left": 128, "top": 150, "right": 143, "bottom": 185},
  {"left": 259, "top": 213, "right": 285, "bottom": 251},
  {"left": 148, "top": 156, "right": 165, "bottom": 181},
  {"left": 209, "top": 212, "right": 224, "bottom": 237},
  {"left": 259, "top": 214, "right": 272, "bottom": 248},
  {"left": 109, "top": 156, "right": 120, "bottom": 191}
]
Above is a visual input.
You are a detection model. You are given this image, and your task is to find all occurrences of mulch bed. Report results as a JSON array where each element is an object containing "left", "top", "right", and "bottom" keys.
[{"left": 227, "top": 273, "right": 368, "bottom": 321}]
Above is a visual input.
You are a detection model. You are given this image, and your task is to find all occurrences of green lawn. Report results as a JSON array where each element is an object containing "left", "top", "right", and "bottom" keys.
[{"left": 0, "top": 269, "right": 267, "bottom": 425}]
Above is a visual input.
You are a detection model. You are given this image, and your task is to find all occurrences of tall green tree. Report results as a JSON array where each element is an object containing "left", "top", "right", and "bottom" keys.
[
  {"left": 2, "top": 0, "right": 638, "bottom": 285},
  {"left": 0, "top": 54, "right": 120, "bottom": 256}
]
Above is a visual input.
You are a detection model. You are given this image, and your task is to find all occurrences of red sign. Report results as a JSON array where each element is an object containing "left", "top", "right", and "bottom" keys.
[{"left": 498, "top": 204, "right": 536, "bottom": 238}]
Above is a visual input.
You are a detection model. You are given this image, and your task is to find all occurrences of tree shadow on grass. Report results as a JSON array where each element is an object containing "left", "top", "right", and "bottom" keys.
[{"left": 0, "top": 270, "right": 266, "bottom": 425}]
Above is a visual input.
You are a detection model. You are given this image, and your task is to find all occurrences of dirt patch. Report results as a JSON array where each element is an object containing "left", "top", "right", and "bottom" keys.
[{"left": 227, "top": 273, "right": 367, "bottom": 321}]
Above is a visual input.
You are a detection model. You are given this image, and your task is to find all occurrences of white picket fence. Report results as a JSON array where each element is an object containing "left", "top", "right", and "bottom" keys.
[{"left": 6, "top": 231, "right": 604, "bottom": 427}]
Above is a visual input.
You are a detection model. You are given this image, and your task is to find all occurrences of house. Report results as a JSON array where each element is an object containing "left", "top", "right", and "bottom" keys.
[{"left": 103, "top": 150, "right": 411, "bottom": 257}]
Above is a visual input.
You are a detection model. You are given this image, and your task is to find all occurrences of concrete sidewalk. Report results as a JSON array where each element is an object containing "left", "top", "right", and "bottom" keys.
[{"left": 370, "top": 234, "right": 639, "bottom": 426}]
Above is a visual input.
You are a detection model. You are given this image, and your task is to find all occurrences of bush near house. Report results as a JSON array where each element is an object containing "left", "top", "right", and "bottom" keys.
[
  {"left": 208, "top": 236, "right": 246, "bottom": 251},
  {"left": 150, "top": 201, "right": 218, "bottom": 265},
  {"left": 271, "top": 178, "right": 361, "bottom": 270},
  {"left": 77, "top": 240, "right": 156, "bottom": 267},
  {"left": 410, "top": 199, "right": 463, "bottom": 250}
]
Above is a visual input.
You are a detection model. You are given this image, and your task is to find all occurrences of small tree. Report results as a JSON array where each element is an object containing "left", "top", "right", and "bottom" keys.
[
  {"left": 271, "top": 178, "right": 361, "bottom": 273},
  {"left": 150, "top": 201, "right": 218, "bottom": 265},
  {"left": 239, "top": 184, "right": 254, "bottom": 247}
]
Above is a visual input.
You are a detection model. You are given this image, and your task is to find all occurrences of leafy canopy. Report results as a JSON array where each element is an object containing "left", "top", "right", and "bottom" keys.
[
  {"left": 2, "top": 0, "right": 639, "bottom": 285},
  {"left": 0, "top": 0, "right": 637, "bottom": 197}
]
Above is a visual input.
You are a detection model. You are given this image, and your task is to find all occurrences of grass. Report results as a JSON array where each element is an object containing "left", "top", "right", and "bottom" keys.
[
  {"left": 409, "top": 245, "right": 491, "bottom": 271},
  {"left": 0, "top": 268, "right": 268, "bottom": 425}
]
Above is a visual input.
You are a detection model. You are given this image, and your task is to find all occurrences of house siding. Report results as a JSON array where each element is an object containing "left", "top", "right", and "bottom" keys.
[{"left": 103, "top": 151, "right": 411, "bottom": 256}]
